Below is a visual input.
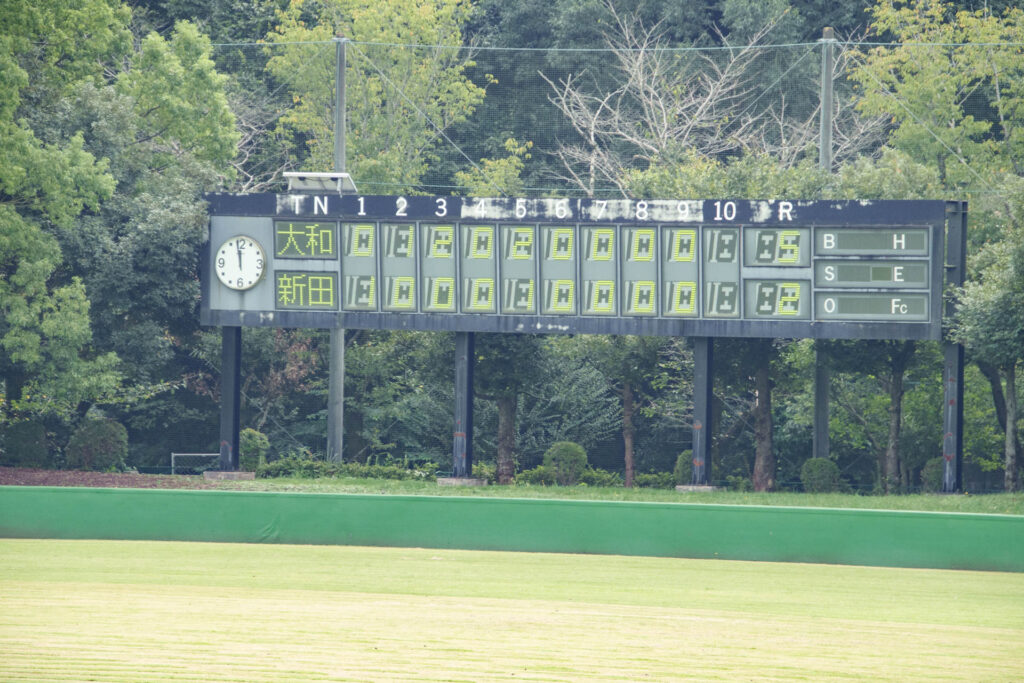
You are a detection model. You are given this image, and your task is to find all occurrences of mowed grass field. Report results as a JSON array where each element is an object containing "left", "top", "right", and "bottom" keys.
[{"left": 1, "top": 540, "right": 1022, "bottom": 681}]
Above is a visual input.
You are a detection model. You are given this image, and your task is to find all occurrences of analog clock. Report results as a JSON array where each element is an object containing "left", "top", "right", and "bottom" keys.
[{"left": 215, "top": 235, "right": 266, "bottom": 290}]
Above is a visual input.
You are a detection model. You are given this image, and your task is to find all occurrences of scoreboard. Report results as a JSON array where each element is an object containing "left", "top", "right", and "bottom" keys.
[{"left": 202, "top": 195, "right": 949, "bottom": 340}]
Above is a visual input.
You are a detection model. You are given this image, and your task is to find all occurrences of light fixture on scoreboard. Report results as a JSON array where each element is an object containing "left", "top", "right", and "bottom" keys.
[{"left": 284, "top": 171, "right": 358, "bottom": 195}]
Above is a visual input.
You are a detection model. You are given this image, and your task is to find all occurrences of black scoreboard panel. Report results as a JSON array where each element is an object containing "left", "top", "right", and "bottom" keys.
[{"left": 202, "top": 196, "right": 949, "bottom": 340}]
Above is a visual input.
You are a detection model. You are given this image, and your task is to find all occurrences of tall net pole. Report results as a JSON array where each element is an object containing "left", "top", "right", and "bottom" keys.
[
  {"left": 327, "top": 36, "right": 347, "bottom": 463},
  {"left": 813, "top": 27, "right": 836, "bottom": 461}
]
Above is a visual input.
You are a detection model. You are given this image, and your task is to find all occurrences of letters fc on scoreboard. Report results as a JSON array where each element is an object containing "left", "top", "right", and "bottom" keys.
[{"left": 202, "top": 196, "right": 949, "bottom": 341}]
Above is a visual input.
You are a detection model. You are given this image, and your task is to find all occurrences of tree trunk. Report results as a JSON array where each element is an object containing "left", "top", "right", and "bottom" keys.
[
  {"left": 978, "top": 361, "right": 1023, "bottom": 460},
  {"left": 884, "top": 342, "right": 914, "bottom": 494},
  {"left": 622, "top": 381, "right": 635, "bottom": 488},
  {"left": 752, "top": 355, "right": 774, "bottom": 492},
  {"left": 496, "top": 394, "right": 516, "bottom": 485},
  {"left": 1004, "top": 363, "right": 1019, "bottom": 492}
]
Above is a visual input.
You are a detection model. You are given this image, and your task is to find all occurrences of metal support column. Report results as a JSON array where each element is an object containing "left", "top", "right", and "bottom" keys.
[
  {"left": 691, "top": 337, "right": 714, "bottom": 485},
  {"left": 219, "top": 326, "right": 242, "bottom": 471},
  {"left": 327, "top": 36, "right": 347, "bottom": 462},
  {"left": 452, "top": 332, "right": 475, "bottom": 477},
  {"left": 942, "top": 201, "right": 968, "bottom": 492},
  {"left": 813, "top": 27, "right": 837, "bottom": 460}
]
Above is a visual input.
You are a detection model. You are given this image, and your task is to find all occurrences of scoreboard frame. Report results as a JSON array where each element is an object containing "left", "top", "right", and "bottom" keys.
[{"left": 202, "top": 195, "right": 950, "bottom": 341}]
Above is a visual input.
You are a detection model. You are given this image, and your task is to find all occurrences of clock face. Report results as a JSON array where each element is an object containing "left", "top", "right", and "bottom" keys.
[{"left": 215, "top": 235, "right": 266, "bottom": 290}]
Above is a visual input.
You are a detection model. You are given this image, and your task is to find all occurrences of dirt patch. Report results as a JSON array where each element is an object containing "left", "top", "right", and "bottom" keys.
[{"left": 0, "top": 467, "right": 222, "bottom": 490}]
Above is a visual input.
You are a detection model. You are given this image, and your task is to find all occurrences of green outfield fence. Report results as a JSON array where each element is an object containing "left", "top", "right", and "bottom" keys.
[{"left": 1, "top": 487, "right": 1021, "bottom": 571}]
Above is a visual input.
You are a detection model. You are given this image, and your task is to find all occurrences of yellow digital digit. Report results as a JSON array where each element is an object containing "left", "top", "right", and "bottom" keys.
[
  {"left": 550, "top": 280, "right": 574, "bottom": 311},
  {"left": 549, "top": 228, "right": 574, "bottom": 260},
  {"left": 778, "top": 230, "right": 800, "bottom": 264},
  {"left": 673, "top": 282, "right": 696, "bottom": 314},
  {"left": 672, "top": 230, "right": 696, "bottom": 262},
  {"left": 777, "top": 282, "right": 800, "bottom": 315},
  {"left": 630, "top": 281, "right": 656, "bottom": 313},
  {"left": 589, "top": 281, "right": 615, "bottom": 312},
  {"left": 430, "top": 277, "right": 455, "bottom": 309},
  {"left": 468, "top": 278, "right": 495, "bottom": 310},
  {"left": 470, "top": 227, "right": 494, "bottom": 259},
  {"left": 348, "top": 224, "right": 374, "bottom": 256},
  {"left": 590, "top": 229, "right": 614, "bottom": 261},
  {"left": 430, "top": 226, "right": 453, "bottom": 258},
  {"left": 630, "top": 229, "right": 655, "bottom": 261},
  {"left": 390, "top": 277, "right": 415, "bottom": 309},
  {"left": 511, "top": 228, "right": 533, "bottom": 259}
]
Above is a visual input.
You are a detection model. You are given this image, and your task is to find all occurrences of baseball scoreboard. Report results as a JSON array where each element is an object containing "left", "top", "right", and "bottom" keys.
[{"left": 202, "top": 195, "right": 949, "bottom": 340}]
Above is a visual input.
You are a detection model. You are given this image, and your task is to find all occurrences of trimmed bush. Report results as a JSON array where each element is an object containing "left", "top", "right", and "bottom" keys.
[
  {"left": 255, "top": 454, "right": 437, "bottom": 481},
  {"left": 65, "top": 419, "right": 128, "bottom": 471},
  {"left": 1, "top": 420, "right": 50, "bottom": 468},
  {"left": 920, "top": 457, "right": 946, "bottom": 493},
  {"left": 542, "top": 441, "right": 588, "bottom": 486},
  {"left": 239, "top": 428, "right": 270, "bottom": 472},
  {"left": 579, "top": 468, "right": 623, "bottom": 488},
  {"left": 634, "top": 472, "right": 675, "bottom": 489},
  {"left": 516, "top": 465, "right": 556, "bottom": 486},
  {"left": 673, "top": 450, "right": 693, "bottom": 484},
  {"left": 800, "top": 457, "right": 843, "bottom": 493}
]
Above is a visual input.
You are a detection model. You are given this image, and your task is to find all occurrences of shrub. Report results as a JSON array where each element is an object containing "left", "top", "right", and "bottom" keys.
[
  {"left": 800, "top": 457, "right": 844, "bottom": 493},
  {"left": 239, "top": 428, "right": 270, "bottom": 471},
  {"left": 65, "top": 419, "right": 128, "bottom": 471},
  {"left": 920, "top": 457, "right": 946, "bottom": 493},
  {"left": 1, "top": 420, "right": 50, "bottom": 468},
  {"left": 256, "top": 453, "right": 335, "bottom": 478},
  {"left": 673, "top": 450, "right": 693, "bottom": 484},
  {"left": 634, "top": 471, "right": 676, "bottom": 489},
  {"left": 469, "top": 461, "right": 495, "bottom": 483},
  {"left": 255, "top": 454, "right": 437, "bottom": 481},
  {"left": 542, "top": 441, "right": 588, "bottom": 486},
  {"left": 726, "top": 475, "right": 752, "bottom": 492},
  {"left": 579, "top": 468, "right": 623, "bottom": 488},
  {"left": 516, "top": 465, "right": 556, "bottom": 486}
]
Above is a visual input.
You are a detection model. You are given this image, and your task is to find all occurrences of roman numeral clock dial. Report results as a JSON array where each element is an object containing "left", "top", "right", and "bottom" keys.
[{"left": 215, "top": 235, "right": 266, "bottom": 290}]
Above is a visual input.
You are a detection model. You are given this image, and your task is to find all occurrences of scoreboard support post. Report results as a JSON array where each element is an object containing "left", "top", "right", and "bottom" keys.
[
  {"left": 942, "top": 201, "right": 968, "bottom": 492},
  {"left": 219, "top": 326, "right": 242, "bottom": 471},
  {"left": 691, "top": 337, "right": 714, "bottom": 485},
  {"left": 452, "top": 332, "right": 475, "bottom": 477}
]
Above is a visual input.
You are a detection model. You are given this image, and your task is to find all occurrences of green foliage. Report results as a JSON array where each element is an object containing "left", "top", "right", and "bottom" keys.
[
  {"left": 800, "top": 458, "right": 844, "bottom": 494},
  {"left": 117, "top": 21, "right": 239, "bottom": 168},
  {"left": 579, "top": 468, "right": 624, "bottom": 488},
  {"left": 65, "top": 418, "right": 128, "bottom": 471},
  {"left": 517, "top": 464, "right": 623, "bottom": 487},
  {"left": 542, "top": 441, "right": 588, "bottom": 486},
  {"left": 454, "top": 138, "right": 531, "bottom": 195},
  {"left": 255, "top": 453, "right": 437, "bottom": 481},
  {"left": 0, "top": 420, "right": 50, "bottom": 468},
  {"left": 516, "top": 465, "right": 556, "bottom": 486},
  {"left": 266, "top": 0, "right": 485, "bottom": 189},
  {"left": 920, "top": 457, "right": 946, "bottom": 493},
  {"left": 673, "top": 450, "right": 692, "bottom": 485},
  {"left": 634, "top": 472, "right": 675, "bottom": 489},
  {"left": 239, "top": 428, "right": 270, "bottom": 472}
]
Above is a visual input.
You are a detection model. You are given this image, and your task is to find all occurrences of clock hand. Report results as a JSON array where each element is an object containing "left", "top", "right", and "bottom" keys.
[{"left": 236, "top": 243, "right": 243, "bottom": 269}]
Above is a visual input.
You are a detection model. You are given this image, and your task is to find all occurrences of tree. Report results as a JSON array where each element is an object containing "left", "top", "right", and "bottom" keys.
[
  {"left": 473, "top": 333, "right": 547, "bottom": 484},
  {"left": 852, "top": 0, "right": 1024, "bottom": 490},
  {"left": 1, "top": 1, "right": 129, "bottom": 420},
  {"left": 953, "top": 224, "right": 1024, "bottom": 491},
  {"left": 265, "top": 0, "right": 486, "bottom": 189},
  {"left": 542, "top": 1, "right": 884, "bottom": 196},
  {"left": 575, "top": 335, "right": 663, "bottom": 487}
]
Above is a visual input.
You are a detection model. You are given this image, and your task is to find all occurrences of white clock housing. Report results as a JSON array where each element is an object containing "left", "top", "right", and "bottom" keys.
[{"left": 215, "top": 235, "right": 266, "bottom": 290}]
